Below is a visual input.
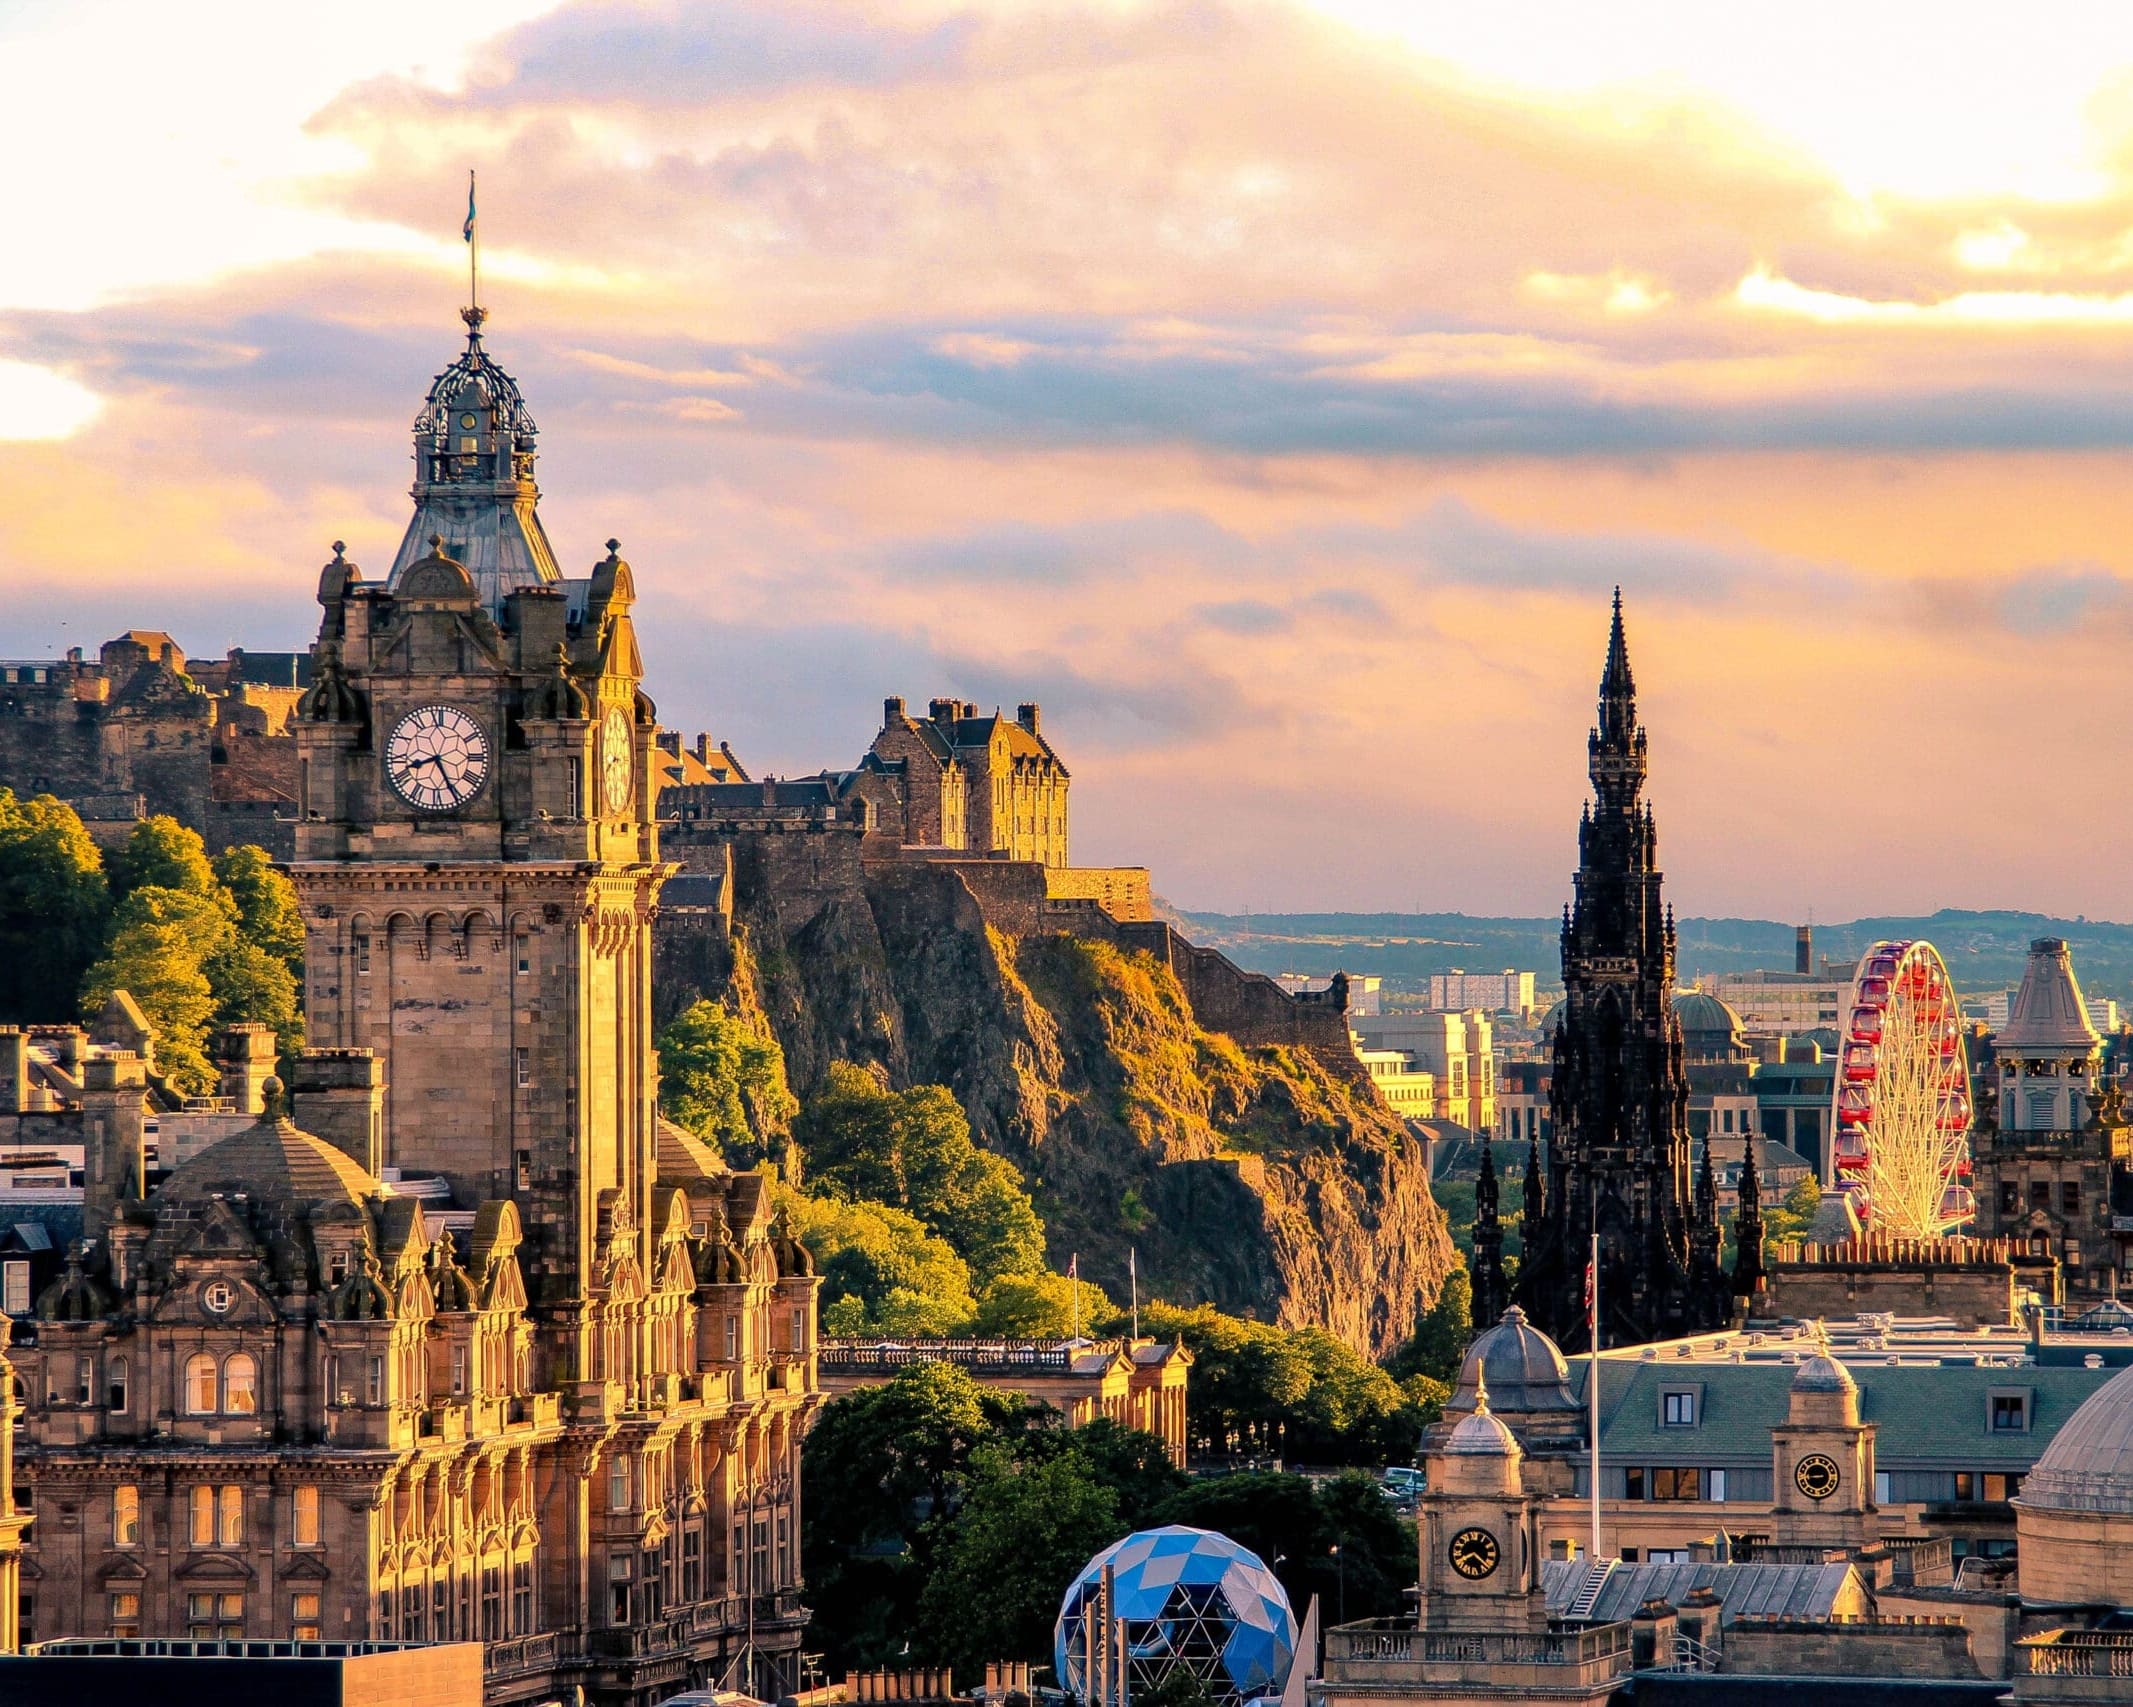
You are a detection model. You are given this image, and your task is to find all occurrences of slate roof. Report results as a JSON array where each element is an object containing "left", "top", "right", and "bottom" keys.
[
  {"left": 158, "top": 1119, "right": 379, "bottom": 1206},
  {"left": 1999, "top": 937, "right": 2099, "bottom": 1051},
  {"left": 1572, "top": 1356, "right": 2118, "bottom": 1468},
  {"left": 1541, "top": 1557, "right": 1856, "bottom": 1626}
]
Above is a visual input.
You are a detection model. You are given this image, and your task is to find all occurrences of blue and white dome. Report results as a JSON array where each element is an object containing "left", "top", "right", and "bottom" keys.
[{"left": 1055, "top": 1526, "right": 1296, "bottom": 1707}]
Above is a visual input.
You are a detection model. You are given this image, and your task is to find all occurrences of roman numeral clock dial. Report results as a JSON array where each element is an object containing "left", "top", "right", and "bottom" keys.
[{"left": 385, "top": 704, "right": 491, "bottom": 812}]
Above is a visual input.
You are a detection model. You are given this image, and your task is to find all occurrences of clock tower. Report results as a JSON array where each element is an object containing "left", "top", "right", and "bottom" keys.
[
  {"left": 1770, "top": 1348, "right": 1879, "bottom": 1552},
  {"left": 289, "top": 305, "right": 664, "bottom": 1344}
]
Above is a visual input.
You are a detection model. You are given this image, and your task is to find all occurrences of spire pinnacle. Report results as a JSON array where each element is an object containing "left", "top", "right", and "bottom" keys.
[{"left": 1601, "top": 585, "right": 1635, "bottom": 711}]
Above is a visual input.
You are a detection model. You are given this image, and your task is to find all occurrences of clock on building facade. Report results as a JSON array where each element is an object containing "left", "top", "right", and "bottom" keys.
[
  {"left": 1795, "top": 1453, "right": 1842, "bottom": 1501},
  {"left": 1448, "top": 1527, "right": 1501, "bottom": 1579},
  {"left": 383, "top": 704, "right": 491, "bottom": 812}
]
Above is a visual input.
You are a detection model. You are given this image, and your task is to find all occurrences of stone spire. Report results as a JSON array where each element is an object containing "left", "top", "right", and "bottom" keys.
[
  {"left": 1515, "top": 592, "right": 1722, "bottom": 1350},
  {"left": 386, "top": 306, "right": 561, "bottom": 616},
  {"left": 1733, "top": 1133, "right": 1766, "bottom": 1298},
  {"left": 1471, "top": 1138, "right": 1507, "bottom": 1331}
]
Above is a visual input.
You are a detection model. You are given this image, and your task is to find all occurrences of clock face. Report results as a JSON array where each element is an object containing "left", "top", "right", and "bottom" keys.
[
  {"left": 1795, "top": 1453, "right": 1842, "bottom": 1501},
  {"left": 1448, "top": 1527, "right": 1501, "bottom": 1580},
  {"left": 601, "top": 706, "right": 633, "bottom": 812},
  {"left": 202, "top": 1280, "right": 235, "bottom": 1316},
  {"left": 385, "top": 704, "right": 491, "bottom": 813},
  {"left": 459, "top": 411, "right": 477, "bottom": 429}
]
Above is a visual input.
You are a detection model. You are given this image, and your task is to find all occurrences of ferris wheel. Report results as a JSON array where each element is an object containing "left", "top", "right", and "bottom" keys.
[{"left": 1830, "top": 939, "right": 1976, "bottom": 1236}]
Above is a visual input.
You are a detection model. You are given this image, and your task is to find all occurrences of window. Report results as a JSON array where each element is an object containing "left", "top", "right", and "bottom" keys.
[
  {"left": 222, "top": 1353, "right": 257, "bottom": 1415},
  {"left": 2, "top": 1261, "right": 28, "bottom": 1315},
  {"left": 75, "top": 1360, "right": 93, "bottom": 1405},
  {"left": 515, "top": 1048, "right": 531, "bottom": 1089},
  {"left": 451, "top": 1345, "right": 467, "bottom": 1396},
  {"left": 218, "top": 1485, "right": 244, "bottom": 1547},
  {"left": 682, "top": 1527, "right": 703, "bottom": 1603},
  {"left": 433, "top": 1576, "right": 449, "bottom": 1638},
  {"left": 1661, "top": 1390, "right": 1697, "bottom": 1427},
  {"left": 791, "top": 1306, "right": 806, "bottom": 1352},
  {"left": 609, "top": 1454, "right": 632, "bottom": 1512},
  {"left": 724, "top": 1317, "right": 738, "bottom": 1361},
  {"left": 188, "top": 1591, "right": 244, "bottom": 1640},
  {"left": 2031, "top": 1180, "right": 2052, "bottom": 1210},
  {"left": 2063, "top": 1182, "right": 2083, "bottom": 1213},
  {"left": 366, "top": 1356, "right": 384, "bottom": 1406},
  {"left": 1991, "top": 1392, "right": 2030, "bottom": 1433},
  {"left": 1999, "top": 1182, "right": 2020, "bottom": 1215},
  {"left": 1650, "top": 1467, "right": 1702, "bottom": 1501},
  {"left": 609, "top": 1554, "right": 633, "bottom": 1624},
  {"left": 114, "top": 1484, "right": 139, "bottom": 1547},
  {"left": 513, "top": 1558, "right": 533, "bottom": 1634},
  {"left": 108, "top": 1356, "right": 127, "bottom": 1413},
  {"left": 190, "top": 1485, "right": 216, "bottom": 1547},
  {"left": 516, "top": 1149, "right": 532, "bottom": 1192},
  {"left": 293, "top": 1485, "right": 320, "bottom": 1548},
  {"left": 292, "top": 1591, "right": 321, "bottom": 1642},
  {"left": 1876, "top": 1470, "right": 1891, "bottom": 1503},
  {"left": 1706, "top": 1469, "right": 1727, "bottom": 1502},
  {"left": 516, "top": 937, "right": 530, "bottom": 974},
  {"left": 356, "top": 936, "right": 371, "bottom": 975},
  {"left": 1623, "top": 1467, "right": 1645, "bottom": 1501},
  {"left": 110, "top": 1591, "right": 140, "bottom": 1638},
  {"left": 185, "top": 1353, "right": 217, "bottom": 1414}
]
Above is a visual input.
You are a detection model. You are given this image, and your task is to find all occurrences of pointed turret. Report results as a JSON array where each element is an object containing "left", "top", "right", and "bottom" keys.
[
  {"left": 1472, "top": 1139, "right": 1507, "bottom": 1331},
  {"left": 1733, "top": 1135, "right": 1766, "bottom": 1297},
  {"left": 387, "top": 306, "right": 561, "bottom": 616}
]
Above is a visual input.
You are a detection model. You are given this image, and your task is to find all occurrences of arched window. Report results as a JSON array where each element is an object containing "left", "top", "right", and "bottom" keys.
[
  {"left": 113, "top": 1484, "right": 139, "bottom": 1547},
  {"left": 108, "top": 1355, "right": 128, "bottom": 1413},
  {"left": 184, "top": 1353, "right": 217, "bottom": 1415},
  {"left": 189, "top": 1484, "right": 215, "bottom": 1547},
  {"left": 222, "top": 1353, "right": 257, "bottom": 1416},
  {"left": 218, "top": 1484, "right": 244, "bottom": 1547}
]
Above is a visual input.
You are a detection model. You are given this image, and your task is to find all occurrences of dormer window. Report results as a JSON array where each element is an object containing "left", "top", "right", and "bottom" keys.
[{"left": 1989, "top": 1389, "right": 2031, "bottom": 1433}]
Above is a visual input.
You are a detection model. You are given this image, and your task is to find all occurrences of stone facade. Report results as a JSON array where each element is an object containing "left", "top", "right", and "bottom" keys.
[
  {"left": 0, "top": 634, "right": 306, "bottom": 858},
  {"left": 5, "top": 310, "right": 820, "bottom": 1707},
  {"left": 866, "top": 696, "right": 1068, "bottom": 865}
]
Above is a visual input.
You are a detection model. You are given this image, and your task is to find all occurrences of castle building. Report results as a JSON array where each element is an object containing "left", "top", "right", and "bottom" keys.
[
  {"left": 1971, "top": 938, "right": 2133, "bottom": 1301},
  {"left": 5, "top": 306, "right": 820, "bottom": 1705},
  {"left": 1503, "top": 595, "right": 1737, "bottom": 1349},
  {"left": 864, "top": 696, "right": 1070, "bottom": 866}
]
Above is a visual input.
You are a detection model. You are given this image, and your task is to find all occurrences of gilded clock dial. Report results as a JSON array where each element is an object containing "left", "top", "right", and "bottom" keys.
[
  {"left": 601, "top": 705, "right": 633, "bottom": 812},
  {"left": 1448, "top": 1527, "right": 1501, "bottom": 1580},
  {"left": 385, "top": 704, "right": 491, "bottom": 813},
  {"left": 1794, "top": 1453, "right": 1842, "bottom": 1501}
]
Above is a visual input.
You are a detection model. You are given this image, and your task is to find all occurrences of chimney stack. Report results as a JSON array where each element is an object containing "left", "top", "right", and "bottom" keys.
[{"left": 1017, "top": 702, "right": 1041, "bottom": 734}]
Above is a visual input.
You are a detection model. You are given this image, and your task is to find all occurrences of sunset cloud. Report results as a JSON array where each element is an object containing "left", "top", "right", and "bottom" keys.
[{"left": 9, "top": 1, "right": 2133, "bottom": 923}]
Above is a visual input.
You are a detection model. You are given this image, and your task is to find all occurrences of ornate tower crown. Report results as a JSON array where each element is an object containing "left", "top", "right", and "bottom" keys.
[
  {"left": 387, "top": 306, "right": 561, "bottom": 615},
  {"left": 1588, "top": 586, "right": 1648, "bottom": 807}
]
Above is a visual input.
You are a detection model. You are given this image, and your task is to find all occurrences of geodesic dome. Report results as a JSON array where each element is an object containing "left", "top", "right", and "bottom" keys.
[{"left": 1054, "top": 1525, "right": 1297, "bottom": 1707}]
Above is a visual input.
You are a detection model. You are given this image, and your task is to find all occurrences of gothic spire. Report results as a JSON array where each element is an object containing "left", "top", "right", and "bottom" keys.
[
  {"left": 1471, "top": 1138, "right": 1507, "bottom": 1331},
  {"left": 1733, "top": 1134, "right": 1766, "bottom": 1298}
]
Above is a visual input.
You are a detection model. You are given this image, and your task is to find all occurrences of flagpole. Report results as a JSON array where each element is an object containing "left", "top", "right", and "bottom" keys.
[
  {"left": 1071, "top": 1254, "right": 1081, "bottom": 1343},
  {"left": 1590, "top": 1229, "right": 1602, "bottom": 1564},
  {"left": 1131, "top": 1248, "right": 1139, "bottom": 1341},
  {"left": 469, "top": 169, "right": 479, "bottom": 312}
]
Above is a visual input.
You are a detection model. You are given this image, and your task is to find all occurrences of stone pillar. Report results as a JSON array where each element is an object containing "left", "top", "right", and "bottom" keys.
[
  {"left": 79, "top": 1052, "right": 149, "bottom": 1243},
  {"left": 289, "top": 1048, "right": 386, "bottom": 1175},
  {"left": 218, "top": 1022, "right": 278, "bottom": 1114}
]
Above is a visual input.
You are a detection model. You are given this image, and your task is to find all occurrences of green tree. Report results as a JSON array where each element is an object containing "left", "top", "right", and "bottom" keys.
[
  {"left": 655, "top": 999, "right": 797, "bottom": 1163},
  {"left": 1155, "top": 1468, "right": 1412, "bottom": 1627},
  {"left": 1764, "top": 1172, "right": 1822, "bottom": 1246},
  {"left": 784, "top": 1190, "right": 977, "bottom": 1335},
  {"left": 203, "top": 938, "right": 304, "bottom": 1061},
  {"left": 212, "top": 844, "right": 303, "bottom": 978},
  {"left": 81, "top": 917, "right": 218, "bottom": 1091},
  {"left": 0, "top": 791, "right": 110, "bottom": 1023},
  {"left": 106, "top": 815, "right": 215, "bottom": 903},
  {"left": 971, "top": 1270, "right": 1117, "bottom": 1339},
  {"left": 1387, "top": 1263, "right": 1471, "bottom": 1385},
  {"left": 918, "top": 1447, "right": 1124, "bottom": 1674},
  {"left": 797, "top": 1064, "right": 1045, "bottom": 1285}
]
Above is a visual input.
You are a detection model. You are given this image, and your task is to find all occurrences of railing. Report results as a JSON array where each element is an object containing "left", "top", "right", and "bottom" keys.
[
  {"left": 1325, "top": 1620, "right": 1633, "bottom": 1674},
  {"left": 2018, "top": 1632, "right": 2133, "bottom": 1679},
  {"left": 818, "top": 1337, "right": 1083, "bottom": 1375},
  {"left": 484, "top": 1631, "right": 565, "bottom": 1678}
]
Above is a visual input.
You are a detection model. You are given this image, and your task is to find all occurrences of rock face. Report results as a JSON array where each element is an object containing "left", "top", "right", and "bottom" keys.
[{"left": 656, "top": 833, "right": 1457, "bottom": 1354}]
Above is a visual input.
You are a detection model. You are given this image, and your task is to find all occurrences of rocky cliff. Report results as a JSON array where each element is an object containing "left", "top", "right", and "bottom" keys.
[{"left": 658, "top": 833, "right": 1457, "bottom": 1354}]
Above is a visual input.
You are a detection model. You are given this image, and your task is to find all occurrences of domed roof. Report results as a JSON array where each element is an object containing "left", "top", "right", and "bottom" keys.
[
  {"left": 1446, "top": 1401, "right": 1519, "bottom": 1456},
  {"left": 1451, "top": 1305, "right": 1582, "bottom": 1414},
  {"left": 159, "top": 1102, "right": 380, "bottom": 1209},
  {"left": 2019, "top": 1362, "right": 2133, "bottom": 1514},
  {"left": 1673, "top": 990, "right": 1744, "bottom": 1035},
  {"left": 1792, "top": 1352, "right": 1856, "bottom": 1394}
]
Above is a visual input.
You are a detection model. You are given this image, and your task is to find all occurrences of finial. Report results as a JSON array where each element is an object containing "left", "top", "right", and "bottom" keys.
[
  {"left": 331, "top": 540, "right": 346, "bottom": 561},
  {"left": 261, "top": 1075, "right": 287, "bottom": 1123},
  {"left": 1473, "top": 1366, "right": 1492, "bottom": 1415},
  {"left": 461, "top": 304, "right": 488, "bottom": 337},
  {"left": 1612, "top": 584, "right": 1622, "bottom": 615},
  {"left": 605, "top": 538, "right": 621, "bottom": 557},
  {"left": 429, "top": 533, "right": 445, "bottom": 553}
]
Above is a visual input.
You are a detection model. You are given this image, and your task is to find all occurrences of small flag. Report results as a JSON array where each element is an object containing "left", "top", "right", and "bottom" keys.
[
  {"left": 464, "top": 171, "right": 478, "bottom": 244},
  {"left": 1583, "top": 1259, "right": 1595, "bottom": 1314}
]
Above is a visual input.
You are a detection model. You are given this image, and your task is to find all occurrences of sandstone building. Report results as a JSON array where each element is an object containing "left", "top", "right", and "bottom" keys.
[{"left": 4, "top": 306, "right": 820, "bottom": 1706}]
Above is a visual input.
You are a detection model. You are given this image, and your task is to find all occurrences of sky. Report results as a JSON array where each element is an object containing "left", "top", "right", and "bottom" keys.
[{"left": 8, "top": 2, "right": 2133, "bottom": 919}]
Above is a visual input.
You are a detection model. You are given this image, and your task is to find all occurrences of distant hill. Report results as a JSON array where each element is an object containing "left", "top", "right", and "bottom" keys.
[{"left": 1165, "top": 907, "right": 2133, "bottom": 1006}]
